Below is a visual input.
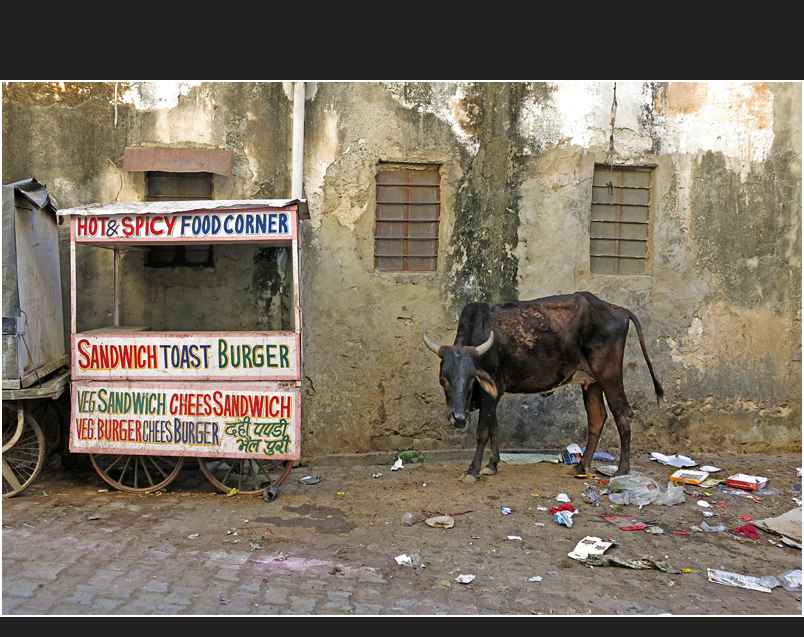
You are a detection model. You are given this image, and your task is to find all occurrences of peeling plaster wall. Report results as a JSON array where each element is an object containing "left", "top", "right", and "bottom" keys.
[
  {"left": 506, "top": 81, "right": 801, "bottom": 454},
  {"left": 299, "top": 81, "right": 800, "bottom": 457},
  {"left": 3, "top": 80, "right": 800, "bottom": 460},
  {"left": 2, "top": 81, "right": 294, "bottom": 339}
]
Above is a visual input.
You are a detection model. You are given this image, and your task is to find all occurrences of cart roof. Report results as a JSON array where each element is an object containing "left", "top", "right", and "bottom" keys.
[{"left": 57, "top": 199, "right": 309, "bottom": 219}]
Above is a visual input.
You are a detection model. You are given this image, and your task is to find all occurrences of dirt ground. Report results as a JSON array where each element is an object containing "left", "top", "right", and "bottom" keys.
[{"left": 3, "top": 449, "right": 802, "bottom": 616}]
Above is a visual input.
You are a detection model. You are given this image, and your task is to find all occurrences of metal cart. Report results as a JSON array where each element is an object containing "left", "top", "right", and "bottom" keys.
[
  {"left": 3, "top": 179, "right": 71, "bottom": 499},
  {"left": 58, "top": 199, "right": 308, "bottom": 499}
]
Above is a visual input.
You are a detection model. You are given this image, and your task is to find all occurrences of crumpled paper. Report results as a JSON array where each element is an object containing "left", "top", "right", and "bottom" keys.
[
  {"left": 582, "top": 555, "right": 681, "bottom": 573},
  {"left": 650, "top": 452, "right": 697, "bottom": 468},
  {"left": 550, "top": 503, "right": 576, "bottom": 528}
]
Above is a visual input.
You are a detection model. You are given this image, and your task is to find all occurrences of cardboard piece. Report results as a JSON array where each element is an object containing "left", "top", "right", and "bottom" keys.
[
  {"left": 726, "top": 474, "right": 768, "bottom": 490},
  {"left": 754, "top": 508, "right": 802, "bottom": 543},
  {"left": 670, "top": 469, "right": 709, "bottom": 485}
]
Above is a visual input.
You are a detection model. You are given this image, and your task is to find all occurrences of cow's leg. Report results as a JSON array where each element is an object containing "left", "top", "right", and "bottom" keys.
[
  {"left": 479, "top": 394, "right": 500, "bottom": 476},
  {"left": 579, "top": 383, "right": 607, "bottom": 475},
  {"left": 599, "top": 382, "right": 633, "bottom": 476},
  {"left": 462, "top": 399, "right": 495, "bottom": 483}
]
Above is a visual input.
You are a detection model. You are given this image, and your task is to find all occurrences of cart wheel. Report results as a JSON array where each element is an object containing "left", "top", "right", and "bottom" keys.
[
  {"left": 90, "top": 454, "right": 184, "bottom": 494},
  {"left": 2, "top": 403, "right": 46, "bottom": 499},
  {"left": 199, "top": 457, "right": 293, "bottom": 495}
]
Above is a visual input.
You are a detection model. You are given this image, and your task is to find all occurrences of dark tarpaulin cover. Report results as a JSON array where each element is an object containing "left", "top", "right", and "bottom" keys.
[{"left": 2, "top": 178, "right": 59, "bottom": 319}]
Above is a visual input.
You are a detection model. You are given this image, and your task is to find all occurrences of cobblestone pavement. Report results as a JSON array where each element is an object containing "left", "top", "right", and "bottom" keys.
[{"left": 3, "top": 452, "right": 802, "bottom": 616}]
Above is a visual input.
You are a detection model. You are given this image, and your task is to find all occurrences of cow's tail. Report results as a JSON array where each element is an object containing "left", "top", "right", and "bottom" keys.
[{"left": 625, "top": 310, "right": 664, "bottom": 404}]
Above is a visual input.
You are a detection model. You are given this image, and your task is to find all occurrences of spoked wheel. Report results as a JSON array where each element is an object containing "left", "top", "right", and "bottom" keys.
[
  {"left": 2, "top": 402, "right": 46, "bottom": 499},
  {"left": 199, "top": 457, "right": 293, "bottom": 495},
  {"left": 90, "top": 453, "right": 184, "bottom": 494}
]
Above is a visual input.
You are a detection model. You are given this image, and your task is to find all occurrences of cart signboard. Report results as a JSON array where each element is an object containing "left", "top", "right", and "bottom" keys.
[
  {"left": 69, "top": 201, "right": 301, "bottom": 247},
  {"left": 72, "top": 332, "right": 300, "bottom": 381},
  {"left": 70, "top": 381, "right": 301, "bottom": 460}
]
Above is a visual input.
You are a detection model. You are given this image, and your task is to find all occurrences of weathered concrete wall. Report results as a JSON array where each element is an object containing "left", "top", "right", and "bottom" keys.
[
  {"left": 2, "top": 81, "right": 295, "bottom": 336},
  {"left": 299, "top": 81, "right": 801, "bottom": 457},
  {"left": 3, "top": 80, "right": 800, "bottom": 460}
]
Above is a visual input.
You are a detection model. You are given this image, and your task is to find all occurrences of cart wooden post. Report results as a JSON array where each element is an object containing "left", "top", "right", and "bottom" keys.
[{"left": 59, "top": 200, "right": 308, "bottom": 495}]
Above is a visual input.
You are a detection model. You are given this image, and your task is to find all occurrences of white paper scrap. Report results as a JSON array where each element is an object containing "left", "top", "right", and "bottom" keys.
[
  {"left": 707, "top": 568, "right": 772, "bottom": 593},
  {"left": 569, "top": 536, "right": 614, "bottom": 561},
  {"left": 651, "top": 452, "right": 697, "bottom": 468}
]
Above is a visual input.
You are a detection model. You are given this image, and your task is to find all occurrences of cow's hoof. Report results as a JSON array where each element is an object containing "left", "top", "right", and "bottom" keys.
[
  {"left": 479, "top": 467, "right": 497, "bottom": 476},
  {"left": 460, "top": 472, "right": 479, "bottom": 484}
]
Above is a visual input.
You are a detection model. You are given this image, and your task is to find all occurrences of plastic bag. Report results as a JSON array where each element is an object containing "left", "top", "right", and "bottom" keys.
[
  {"left": 700, "top": 521, "right": 727, "bottom": 532},
  {"left": 778, "top": 569, "right": 802, "bottom": 592},
  {"left": 607, "top": 475, "right": 660, "bottom": 508},
  {"left": 653, "top": 481, "right": 686, "bottom": 506}
]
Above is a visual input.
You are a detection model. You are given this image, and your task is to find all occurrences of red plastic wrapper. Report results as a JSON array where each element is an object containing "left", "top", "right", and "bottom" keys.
[
  {"left": 730, "top": 523, "right": 760, "bottom": 539},
  {"left": 550, "top": 503, "right": 576, "bottom": 515}
]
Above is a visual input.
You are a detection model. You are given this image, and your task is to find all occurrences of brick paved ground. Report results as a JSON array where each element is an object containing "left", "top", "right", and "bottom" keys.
[{"left": 3, "top": 453, "right": 802, "bottom": 616}]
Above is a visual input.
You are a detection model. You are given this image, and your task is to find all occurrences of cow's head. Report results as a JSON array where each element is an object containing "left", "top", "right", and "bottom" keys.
[{"left": 423, "top": 331, "right": 497, "bottom": 428}]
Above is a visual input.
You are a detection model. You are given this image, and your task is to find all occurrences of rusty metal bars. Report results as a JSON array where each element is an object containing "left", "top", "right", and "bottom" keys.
[
  {"left": 590, "top": 165, "right": 652, "bottom": 274},
  {"left": 374, "top": 166, "right": 440, "bottom": 272}
]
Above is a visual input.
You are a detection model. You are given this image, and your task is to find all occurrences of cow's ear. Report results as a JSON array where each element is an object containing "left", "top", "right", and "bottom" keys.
[{"left": 475, "top": 369, "right": 498, "bottom": 399}]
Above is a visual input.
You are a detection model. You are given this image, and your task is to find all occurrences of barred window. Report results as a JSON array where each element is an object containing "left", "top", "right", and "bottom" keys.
[
  {"left": 590, "top": 165, "right": 653, "bottom": 275},
  {"left": 146, "top": 171, "right": 213, "bottom": 201},
  {"left": 374, "top": 164, "right": 440, "bottom": 272},
  {"left": 145, "top": 171, "right": 214, "bottom": 268}
]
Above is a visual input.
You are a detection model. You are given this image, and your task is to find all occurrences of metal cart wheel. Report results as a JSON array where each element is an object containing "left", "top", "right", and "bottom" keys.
[
  {"left": 2, "top": 402, "right": 46, "bottom": 499},
  {"left": 90, "top": 453, "right": 185, "bottom": 494},
  {"left": 198, "top": 457, "right": 293, "bottom": 495}
]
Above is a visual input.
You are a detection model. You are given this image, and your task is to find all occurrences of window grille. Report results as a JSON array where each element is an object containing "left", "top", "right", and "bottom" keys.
[
  {"left": 145, "top": 171, "right": 214, "bottom": 267},
  {"left": 374, "top": 165, "right": 440, "bottom": 272},
  {"left": 590, "top": 165, "right": 652, "bottom": 274}
]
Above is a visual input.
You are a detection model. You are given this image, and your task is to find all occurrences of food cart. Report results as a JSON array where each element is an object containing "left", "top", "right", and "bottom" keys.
[
  {"left": 3, "top": 179, "right": 70, "bottom": 498},
  {"left": 58, "top": 199, "right": 308, "bottom": 499}
]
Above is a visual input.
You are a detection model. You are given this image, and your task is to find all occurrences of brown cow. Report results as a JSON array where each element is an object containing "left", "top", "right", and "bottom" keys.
[{"left": 424, "top": 292, "right": 663, "bottom": 482}]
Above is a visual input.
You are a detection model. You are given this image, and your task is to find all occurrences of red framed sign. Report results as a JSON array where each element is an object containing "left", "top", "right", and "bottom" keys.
[
  {"left": 70, "top": 380, "right": 301, "bottom": 460},
  {"left": 72, "top": 332, "right": 301, "bottom": 381}
]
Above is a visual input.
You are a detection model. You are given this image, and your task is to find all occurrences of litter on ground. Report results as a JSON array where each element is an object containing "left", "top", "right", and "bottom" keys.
[
  {"left": 651, "top": 452, "right": 697, "bottom": 468},
  {"left": 499, "top": 453, "right": 561, "bottom": 465},
  {"left": 568, "top": 536, "right": 614, "bottom": 561},
  {"left": 754, "top": 508, "right": 802, "bottom": 544},
  {"left": 425, "top": 516, "right": 454, "bottom": 529},
  {"left": 583, "top": 555, "right": 681, "bottom": 573},
  {"left": 603, "top": 515, "right": 646, "bottom": 531},
  {"left": 707, "top": 568, "right": 773, "bottom": 593}
]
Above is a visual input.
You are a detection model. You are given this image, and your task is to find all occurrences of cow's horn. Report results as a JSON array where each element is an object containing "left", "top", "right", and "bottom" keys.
[
  {"left": 475, "top": 331, "right": 494, "bottom": 356},
  {"left": 423, "top": 330, "right": 443, "bottom": 356}
]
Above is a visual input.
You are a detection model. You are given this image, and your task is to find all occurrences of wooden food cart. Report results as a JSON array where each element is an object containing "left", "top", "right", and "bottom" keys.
[{"left": 59, "top": 200, "right": 308, "bottom": 499}]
